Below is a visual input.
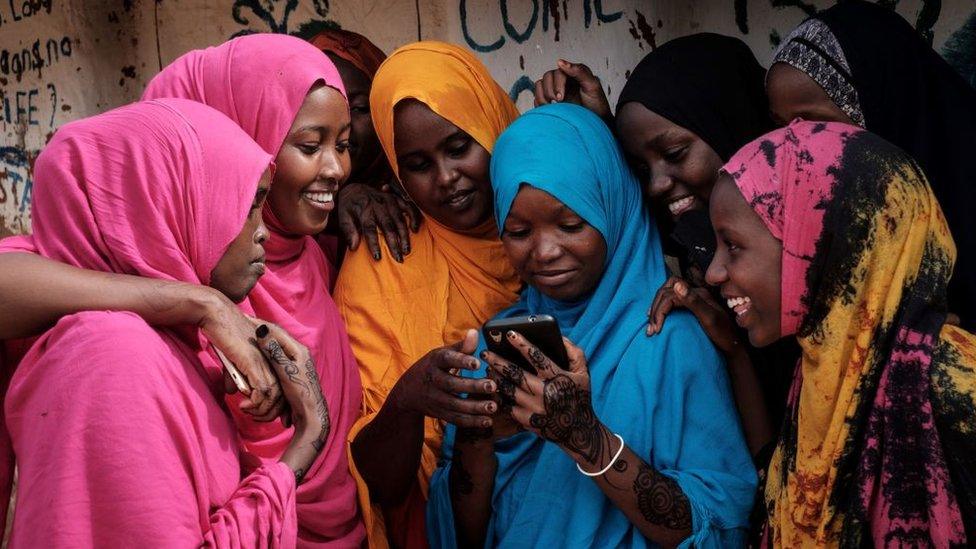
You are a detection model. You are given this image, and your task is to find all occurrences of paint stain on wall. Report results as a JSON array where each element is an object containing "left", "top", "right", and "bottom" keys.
[{"left": 627, "top": 10, "right": 656, "bottom": 50}]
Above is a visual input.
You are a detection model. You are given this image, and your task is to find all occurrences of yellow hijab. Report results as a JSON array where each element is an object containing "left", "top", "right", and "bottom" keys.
[{"left": 333, "top": 41, "right": 521, "bottom": 548}]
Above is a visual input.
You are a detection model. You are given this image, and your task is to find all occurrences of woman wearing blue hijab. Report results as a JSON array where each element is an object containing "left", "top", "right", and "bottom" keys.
[{"left": 426, "top": 104, "right": 756, "bottom": 548}]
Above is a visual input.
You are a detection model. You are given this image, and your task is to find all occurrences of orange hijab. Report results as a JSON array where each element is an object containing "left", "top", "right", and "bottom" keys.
[{"left": 333, "top": 41, "right": 521, "bottom": 548}]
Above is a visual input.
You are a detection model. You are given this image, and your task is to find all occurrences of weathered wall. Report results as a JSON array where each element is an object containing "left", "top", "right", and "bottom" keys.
[{"left": 2, "top": 0, "right": 974, "bottom": 238}]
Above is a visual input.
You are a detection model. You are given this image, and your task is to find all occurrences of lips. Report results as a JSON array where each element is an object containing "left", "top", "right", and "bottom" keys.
[
  {"left": 301, "top": 190, "right": 334, "bottom": 211},
  {"left": 532, "top": 268, "right": 576, "bottom": 287},
  {"left": 725, "top": 295, "right": 753, "bottom": 327},
  {"left": 667, "top": 195, "right": 696, "bottom": 217},
  {"left": 444, "top": 189, "right": 475, "bottom": 211}
]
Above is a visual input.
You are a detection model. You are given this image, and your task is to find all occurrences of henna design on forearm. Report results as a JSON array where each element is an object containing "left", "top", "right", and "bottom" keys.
[
  {"left": 632, "top": 461, "right": 692, "bottom": 531},
  {"left": 527, "top": 374, "right": 611, "bottom": 465},
  {"left": 302, "top": 357, "right": 331, "bottom": 452}
]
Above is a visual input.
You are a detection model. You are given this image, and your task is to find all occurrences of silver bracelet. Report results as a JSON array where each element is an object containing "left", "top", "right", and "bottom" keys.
[{"left": 576, "top": 433, "right": 625, "bottom": 477}]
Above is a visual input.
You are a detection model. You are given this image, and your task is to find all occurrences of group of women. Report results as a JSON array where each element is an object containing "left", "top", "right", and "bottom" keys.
[{"left": 0, "top": 1, "right": 973, "bottom": 547}]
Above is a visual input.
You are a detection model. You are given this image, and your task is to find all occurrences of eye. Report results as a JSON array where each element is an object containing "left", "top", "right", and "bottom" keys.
[
  {"left": 298, "top": 143, "right": 320, "bottom": 155},
  {"left": 559, "top": 222, "right": 585, "bottom": 233},
  {"left": 351, "top": 105, "right": 370, "bottom": 115},
  {"left": 402, "top": 158, "right": 430, "bottom": 172},
  {"left": 336, "top": 140, "right": 351, "bottom": 154},
  {"left": 503, "top": 227, "right": 530, "bottom": 239},
  {"left": 664, "top": 145, "right": 687, "bottom": 163},
  {"left": 251, "top": 189, "right": 268, "bottom": 210},
  {"left": 447, "top": 137, "right": 471, "bottom": 157},
  {"left": 724, "top": 239, "right": 740, "bottom": 253}
]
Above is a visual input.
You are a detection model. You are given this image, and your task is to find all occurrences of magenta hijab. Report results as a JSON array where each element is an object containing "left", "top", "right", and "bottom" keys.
[
  {"left": 3, "top": 99, "right": 301, "bottom": 545},
  {"left": 143, "top": 33, "right": 366, "bottom": 545}
]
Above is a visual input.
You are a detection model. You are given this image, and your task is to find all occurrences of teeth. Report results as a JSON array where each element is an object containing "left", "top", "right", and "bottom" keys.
[
  {"left": 303, "top": 191, "right": 333, "bottom": 203},
  {"left": 725, "top": 296, "right": 751, "bottom": 314},
  {"left": 668, "top": 196, "right": 694, "bottom": 215}
]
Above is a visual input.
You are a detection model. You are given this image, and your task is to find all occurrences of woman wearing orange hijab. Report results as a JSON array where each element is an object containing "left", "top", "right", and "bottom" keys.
[{"left": 333, "top": 41, "right": 522, "bottom": 548}]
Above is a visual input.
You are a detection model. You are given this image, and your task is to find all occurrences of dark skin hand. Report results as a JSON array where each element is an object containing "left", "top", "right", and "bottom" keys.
[
  {"left": 453, "top": 331, "right": 693, "bottom": 547},
  {"left": 350, "top": 329, "right": 498, "bottom": 506},
  {"left": 647, "top": 276, "right": 773, "bottom": 456},
  {"left": 334, "top": 181, "right": 420, "bottom": 262},
  {"left": 533, "top": 59, "right": 612, "bottom": 121},
  {"left": 255, "top": 323, "right": 331, "bottom": 484}
]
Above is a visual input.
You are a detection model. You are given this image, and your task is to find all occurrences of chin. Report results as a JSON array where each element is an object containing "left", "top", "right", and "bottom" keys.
[{"left": 746, "top": 327, "right": 780, "bottom": 348}]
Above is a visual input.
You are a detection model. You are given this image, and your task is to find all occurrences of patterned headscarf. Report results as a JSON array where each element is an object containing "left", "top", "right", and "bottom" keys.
[{"left": 723, "top": 120, "right": 976, "bottom": 546}]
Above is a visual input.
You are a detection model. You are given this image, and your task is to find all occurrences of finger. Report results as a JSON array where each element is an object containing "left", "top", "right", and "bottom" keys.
[
  {"left": 404, "top": 199, "right": 422, "bottom": 233},
  {"left": 447, "top": 329, "right": 480, "bottom": 355},
  {"left": 379, "top": 217, "right": 404, "bottom": 263},
  {"left": 533, "top": 79, "right": 547, "bottom": 107},
  {"left": 362, "top": 223, "right": 382, "bottom": 261},
  {"left": 563, "top": 337, "right": 587, "bottom": 375},
  {"left": 646, "top": 284, "right": 670, "bottom": 327},
  {"left": 560, "top": 60, "right": 599, "bottom": 92},
  {"left": 336, "top": 208, "right": 362, "bottom": 252},
  {"left": 672, "top": 281, "right": 712, "bottom": 321},
  {"left": 446, "top": 394, "right": 497, "bottom": 416},
  {"left": 482, "top": 350, "right": 530, "bottom": 392},
  {"left": 389, "top": 200, "right": 413, "bottom": 255},
  {"left": 445, "top": 412, "right": 493, "bottom": 429},
  {"left": 541, "top": 71, "right": 557, "bottom": 104},
  {"left": 649, "top": 292, "right": 677, "bottom": 336},
  {"left": 249, "top": 397, "right": 287, "bottom": 422},
  {"left": 437, "top": 371, "right": 497, "bottom": 396},
  {"left": 510, "top": 405, "right": 533, "bottom": 430},
  {"left": 506, "top": 330, "right": 558, "bottom": 379},
  {"left": 552, "top": 67, "right": 568, "bottom": 101}
]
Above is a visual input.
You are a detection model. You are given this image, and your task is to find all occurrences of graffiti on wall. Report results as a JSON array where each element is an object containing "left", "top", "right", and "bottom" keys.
[{"left": 231, "top": 0, "right": 332, "bottom": 36}]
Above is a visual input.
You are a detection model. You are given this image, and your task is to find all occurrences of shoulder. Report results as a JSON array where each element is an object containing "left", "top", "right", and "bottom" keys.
[
  {"left": 633, "top": 310, "right": 726, "bottom": 381},
  {"left": 42, "top": 311, "right": 173, "bottom": 361}
]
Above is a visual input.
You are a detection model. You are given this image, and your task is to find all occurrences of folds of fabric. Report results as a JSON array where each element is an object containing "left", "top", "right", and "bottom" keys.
[
  {"left": 2, "top": 99, "right": 287, "bottom": 545},
  {"left": 427, "top": 104, "right": 756, "bottom": 548},
  {"left": 143, "top": 33, "right": 366, "bottom": 546},
  {"left": 774, "top": 0, "right": 976, "bottom": 331},
  {"left": 334, "top": 41, "right": 521, "bottom": 548},
  {"left": 723, "top": 120, "right": 976, "bottom": 547}
]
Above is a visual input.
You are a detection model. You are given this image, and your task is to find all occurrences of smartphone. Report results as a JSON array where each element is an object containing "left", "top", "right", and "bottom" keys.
[
  {"left": 211, "top": 344, "right": 252, "bottom": 394},
  {"left": 482, "top": 314, "right": 569, "bottom": 372}
]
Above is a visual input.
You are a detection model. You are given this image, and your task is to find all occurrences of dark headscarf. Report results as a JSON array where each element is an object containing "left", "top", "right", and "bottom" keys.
[
  {"left": 774, "top": 0, "right": 976, "bottom": 331},
  {"left": 617, "top": 32, "right": 773, "bottom": 161}
]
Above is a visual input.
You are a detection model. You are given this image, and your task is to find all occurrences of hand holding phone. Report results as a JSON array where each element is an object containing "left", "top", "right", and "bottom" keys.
[{"left": 482, "top": 315, "right": 569, "bottom": 372}]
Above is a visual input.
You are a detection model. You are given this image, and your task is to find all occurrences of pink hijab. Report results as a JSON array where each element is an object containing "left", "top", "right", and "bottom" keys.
[
  {"left": 4, "top": 99, "right": 298, "bottom": 545},
  {"left": 143, "top": 33, "right": 365, "bottom": 546}
]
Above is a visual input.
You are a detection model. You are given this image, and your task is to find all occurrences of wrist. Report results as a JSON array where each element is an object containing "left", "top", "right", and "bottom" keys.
[
  {"left": 562, "top": 421, "right": 613, "bottom": 468},
  {"left": 387, "top": 380, "right": 422, "bottom": 420},
  {"left": 193, "top": 285, "right": 233, "bottom": 328}
]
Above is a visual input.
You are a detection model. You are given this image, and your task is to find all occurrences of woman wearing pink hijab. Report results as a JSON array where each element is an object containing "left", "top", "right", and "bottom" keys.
[
  {"left": 5, "top": 98, "right": 329, "bottom": 546},
  {"left": 0, "top": 34, "right": 366, "bottom": 545}
]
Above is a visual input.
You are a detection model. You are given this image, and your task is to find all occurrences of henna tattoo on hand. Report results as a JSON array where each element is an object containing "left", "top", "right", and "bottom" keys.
[
  {"left": 528, "top": 374, "right": 610, "bottom": 465},
  {"left": 632, "top": 462, "right": 692, "bottom": 531},
  {"left": 295, "top": 467, "right": 307, "bottom": 484}
]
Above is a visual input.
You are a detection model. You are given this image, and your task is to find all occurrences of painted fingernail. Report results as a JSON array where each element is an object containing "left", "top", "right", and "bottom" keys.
[
  {"left": 506, "top": 330, "right": 517, "bottom": 340},
  {"left": 468, "top": 358, "right": 480, "bottom": 369},
  {"left": 404, "top": 244, "right": 411, "bottom": 253},
  {"left": 255, "top": 324, "right": 269, "bottom": 338},
  {"left": 675, "top": 283, "right": 687, "bottom": 297},
  {"left": 486, "top": 401, "right": 497, "bottom": 413},
  {"left": 485, "top": 381, "right": 497, "bottom": 392},
  {"left": 480, "top": 350, "right": 488, "bottom": 360},
  {"left": 482, "top": 418, "right": 492, "bottom": 428},
  {"left": 373, "top": 251, "right": 381, "bottom": 260}
]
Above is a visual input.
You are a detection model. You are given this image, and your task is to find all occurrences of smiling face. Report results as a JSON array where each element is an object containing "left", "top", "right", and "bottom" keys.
[
  {"left": 267, "top": 83, "right": 351, "bottom": 236},
  {"left": 705, "top": 175, "right": 782, "bottom": 346},
  {"left": 616, "top": 101, "right": 724, "bottom": 225},
  {"left": 326, "top": 53, "right": 382, "bottom": 182},
  {"left": 766, "top": 63, "right": 855, "bottom": 127},
  {"left": 210, "top": 169, "right": 272, "bottom": 303},
  {"left": 502, "top": 185, "right": 607, "bottom": 301},
  {"left": 393, "top": 99, "right": 493, "bottom": 231}
]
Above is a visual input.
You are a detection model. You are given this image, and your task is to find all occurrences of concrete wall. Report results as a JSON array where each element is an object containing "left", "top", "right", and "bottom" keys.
[{"left": 2, "top": 0, "right": 974, "bottom": 238}]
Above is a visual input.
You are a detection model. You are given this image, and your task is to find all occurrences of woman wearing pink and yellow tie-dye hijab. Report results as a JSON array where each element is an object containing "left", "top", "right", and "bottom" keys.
[{"left": 706, "top": 120, "right": 976, "bottom": 547}]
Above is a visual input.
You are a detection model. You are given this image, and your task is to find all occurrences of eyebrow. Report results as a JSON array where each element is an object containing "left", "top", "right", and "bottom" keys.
[
  {"left": 294, "top": 121, "right": 352, "bottom": 135},
  {"left": 648, "top": 129, "right": 685, "bottom": 149}
]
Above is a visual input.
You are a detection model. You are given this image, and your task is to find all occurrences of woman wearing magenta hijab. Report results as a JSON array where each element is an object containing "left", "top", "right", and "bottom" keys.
[
  {"left": 0, "top": 34, "right": 366, "bottom": 545},
  {"left": 4, "top": 98, "right": 328, "bottom": 546}
]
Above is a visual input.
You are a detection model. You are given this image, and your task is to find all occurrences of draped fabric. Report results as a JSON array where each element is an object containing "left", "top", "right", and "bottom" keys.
[
  {"left": 723, "top": 120, "right": 976, "bottom": 547},
  {"left": 334, "top": 41, "right": 522, "bottom": 548},
  {"left": 2, "top": 99, "right": 301, "bottom": 546},
  {"left": 772, "top": 0, "right": 976, "bottom": 331},
  {"left": 428, "top": 104, "right": 756, "bottom": 548},
  {"left": 143, "top": 33, "right": 366, "bottom": 546}
]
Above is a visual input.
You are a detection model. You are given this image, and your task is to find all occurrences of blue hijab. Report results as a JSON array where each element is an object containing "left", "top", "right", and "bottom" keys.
[{"left": 427, "top": 104, "right": 756, "bottom": 548}]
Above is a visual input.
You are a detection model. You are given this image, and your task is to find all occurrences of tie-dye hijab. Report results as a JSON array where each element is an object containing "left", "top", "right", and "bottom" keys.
[{"left": 722, "top": 120, "right": 976, "bottom": 546}]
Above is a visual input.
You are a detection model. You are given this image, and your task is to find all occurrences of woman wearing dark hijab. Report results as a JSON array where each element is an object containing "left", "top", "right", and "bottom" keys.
[
  {"left": 535, "top": 33, "right": 797, "bottom": 459},
  {"left": 767, "top": 0, "right": 976, "bottom": 331}
]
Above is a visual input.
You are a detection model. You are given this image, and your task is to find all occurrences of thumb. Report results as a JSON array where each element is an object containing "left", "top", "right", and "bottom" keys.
[
  {"left": 562, "top": 337, "right": 587, "bottom": 375},
  {"left": 450, "top": 328, "right": 480, "bottom": 354},
  {"left": 558, "top": 60, "right": 598, "bottom": 90},
  {"left": 673, "top": 282, "right": 711, "bottom": 319}
]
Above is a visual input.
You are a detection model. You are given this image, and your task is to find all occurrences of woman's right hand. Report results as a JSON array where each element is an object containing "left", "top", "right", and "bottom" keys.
[
  {"left": 647, "top": 276, "right": 742, "bottom": 355},
  {"left": 534, "top": 59, "right": 612, "bottom": 120},
  {"left": 334, "top": 182, "right": 420, "bottom": 263},
  {"left": 255, "top": 323, "right": 330, "bottom": 484},
  {"left": 197, "top": 289, "right": 284, "bottom": 421},
  {"left": 390, "top": 329, "right": 498, "bottom": 429}
]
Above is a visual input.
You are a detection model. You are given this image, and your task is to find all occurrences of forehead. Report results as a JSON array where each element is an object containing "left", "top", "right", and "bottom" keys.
[
  {"left": 292, "top": 84, "right": 350, "bottom": 125},
  {"left": 616, "top": 102, "right": 691, "bottom": 148},
  {"left": 393, "top": 99, "right": 462, "bottom": 153}
]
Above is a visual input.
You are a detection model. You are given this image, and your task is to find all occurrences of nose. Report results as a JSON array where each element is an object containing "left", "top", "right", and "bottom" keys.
[
  {"left": 254, "top": 217, "right": 269, "bottom": 245},
  {"left": 648, "top": 166, "right": 673, "bottom": 198},
  {"left": 704, "top": 248, "right": 727, "bottom": 287},
  {"left": 531, "top": 233, "right": 563, "bottom": 265},
  {"left": 434, "top": 158, "right": 460, "bottom": 190},
  {"left": 319, "top": 147, "right": 348, "bottom": 186}
]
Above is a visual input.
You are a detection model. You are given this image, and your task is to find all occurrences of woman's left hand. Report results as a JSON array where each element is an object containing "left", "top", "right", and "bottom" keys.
[{"left": 482, "top": 331, "right": 606, "bottom": 464}]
